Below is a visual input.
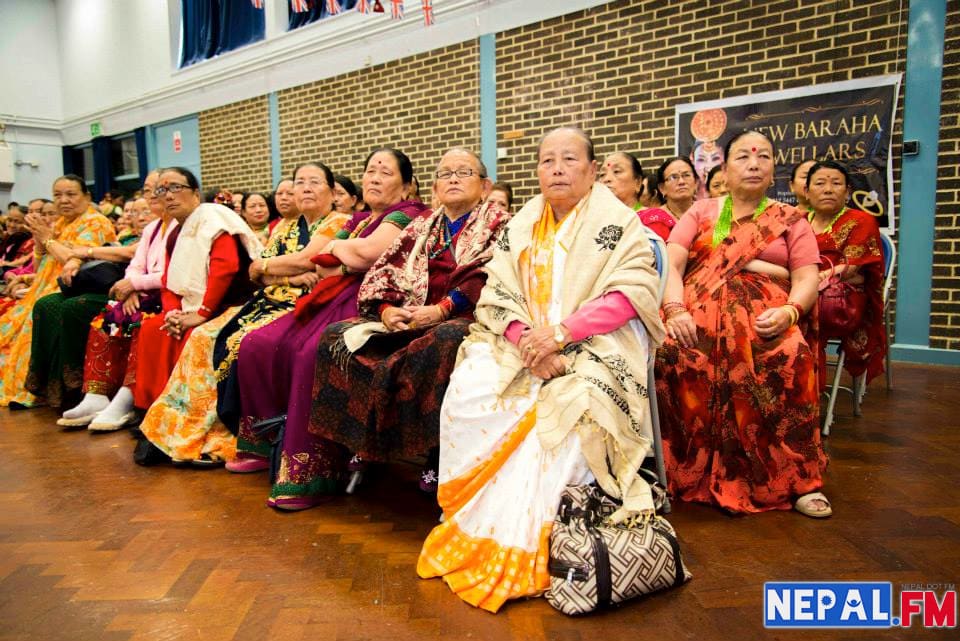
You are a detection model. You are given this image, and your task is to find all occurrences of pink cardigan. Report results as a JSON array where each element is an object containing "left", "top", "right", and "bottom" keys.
[{"left": 125, "top": 218, "right": 178, "bottom": 292}]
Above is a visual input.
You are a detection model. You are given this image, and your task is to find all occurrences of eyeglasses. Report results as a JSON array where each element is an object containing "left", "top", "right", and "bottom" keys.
[
  {"left": 154, "top": 183, "right": 193, "bottom": 197},
  {"left": 664, "top": 172, "right": 694, "bottom": 184},
  {"left": 435, "top": 168, "right": 482, "bottom": 181}
]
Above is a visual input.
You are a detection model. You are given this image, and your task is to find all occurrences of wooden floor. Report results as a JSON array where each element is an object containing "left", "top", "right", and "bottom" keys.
[{"left": 1, "top": 363, "right": 958, "bottom": 641}]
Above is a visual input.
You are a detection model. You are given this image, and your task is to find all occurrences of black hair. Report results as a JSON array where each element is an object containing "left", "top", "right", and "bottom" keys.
[
  {"left": 805, "top": 160, "right": 852, "bottom": 189},
  {"left": 159, "top": 166, "right": 201, "bottom": 191},
  {"left": 291, "top": 161, "right": 335, "bottom": 189},
  {"left": 54, "top": 174, "right": 90, "bottom": 195},
  {"left": 612, "top": 151, "right": 644, "bottom": 180},
  {"left": 333, "top": 174, "right": 360, "bottom": 199},
  {"left": 722, "top": 129, "right": 777, "bottom": 162},
  {"left": 241, "top": 190, "right": 279, "bottom": 222},
  {"left": 706, "top": 165, "right": 724, "bottom": 187},
  {"left": 6, "top": 202, "right": 19, "bottom": 209},
  {"left": 16, "top": 205, "right": 28, "bottom": 215},
  {"left": 656, "top": 156, "right": 697, "bottom": 187},
  {"left": 490, "top": 182, "right": 514, "bottom": 208},
  {"left": 536, "top": 127, "right": 596, "bottom": 162},
  {"left": 791, "top": 158, "right": 818, "bottom": 183},
  {"left": 364, "top": 147, "right": 414, "bottom": 185},
  {"left": 641, "top": 175, "right": 662, "bottom": 205}
]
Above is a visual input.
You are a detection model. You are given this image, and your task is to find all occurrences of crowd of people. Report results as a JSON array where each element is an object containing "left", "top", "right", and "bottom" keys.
[{"left": 0, "top": 125, "right": 887, "bottom": 613}]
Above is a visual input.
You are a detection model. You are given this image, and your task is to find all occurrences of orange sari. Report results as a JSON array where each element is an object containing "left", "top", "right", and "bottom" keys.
[{"left": 655, "top": 203, "right": 827, "bottom": 513}]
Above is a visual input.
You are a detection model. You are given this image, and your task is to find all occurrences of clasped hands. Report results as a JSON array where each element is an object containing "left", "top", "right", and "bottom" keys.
[
  {"left": 381, "top": 305, "right": 446, "bottom": 332},
  {"left": 518, "top": 325, "right": 569, "bottom": 381},
  {"left": 161, "top": 309, "right": 204, "bottom": 340}
]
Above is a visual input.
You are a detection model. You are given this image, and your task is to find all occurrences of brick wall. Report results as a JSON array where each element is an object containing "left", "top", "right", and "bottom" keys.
[
  {"left": 198, "top": 95, "right": 272, "bottom": 193},
  {"left": 193, "top": 0, "right": 959, "bottom": 349},
  {"left": 494, "top": 0, "right": 922, "bottom": 343},
  {"left": 277, "top": 40, "right": 480, "bottom": 199},
  {"left": 935, "top": 7, "right": 959, "bottom": 350}
]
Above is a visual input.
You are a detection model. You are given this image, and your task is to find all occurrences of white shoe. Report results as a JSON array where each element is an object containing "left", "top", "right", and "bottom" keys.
[
  {"left": 57, "top": 414, "right": 97, "bottom": 427},
  {"left": 88, "top": 411, "right": 137, "bottom": 432}
]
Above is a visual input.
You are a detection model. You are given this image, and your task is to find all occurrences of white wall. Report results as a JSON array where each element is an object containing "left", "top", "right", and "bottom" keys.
[
  {"left": 52, "top": 0, "right": 611, "bottom": 144},
  {"left": 0, "top": 0, "right": 64, "bottom": 127},
  {"left": 0, "top": 0, "right": 65, "bottom": 206}
]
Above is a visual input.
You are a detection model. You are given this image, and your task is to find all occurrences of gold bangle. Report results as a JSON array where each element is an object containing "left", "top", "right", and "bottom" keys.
[
  {"left": 262, "top": 257, "right": 270, "bottom": 275},
  {"left": 87, "top": 247, "right": 94, "bottom": 258},
  {"left": 43, "top": 239, "right": 54, "bottom": 250}
]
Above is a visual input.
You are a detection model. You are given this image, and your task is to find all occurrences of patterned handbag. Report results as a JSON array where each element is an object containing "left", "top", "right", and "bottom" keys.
[{"left": 545, "top": 483, "right": 691, "bottom": 615}]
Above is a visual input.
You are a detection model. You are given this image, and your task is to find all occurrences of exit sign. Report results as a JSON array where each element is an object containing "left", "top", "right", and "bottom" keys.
[{"left": 90, "top": 121, "right": 102, "bottom": 137}]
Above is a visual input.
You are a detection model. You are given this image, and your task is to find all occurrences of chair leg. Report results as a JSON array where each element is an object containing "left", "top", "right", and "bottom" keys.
[
  {"left": 852, "top": 373, "right": 864, "bottom": 417},
  {"left": 884, "top": 309, "right": 893, "bottom": 391},
  {"left": 822, "top": 351, "right": 846, "bottom": 436},
  {"left": 345, "top": 470, "right": 363, "bottom": 494},
  {"left": 647, "top": 360, "right": 671, "bottom": 514}
]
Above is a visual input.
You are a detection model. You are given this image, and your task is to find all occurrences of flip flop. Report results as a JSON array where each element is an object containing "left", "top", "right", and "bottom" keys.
[{"left": 795, "top": 492, "right": 833, "bottom": 518}]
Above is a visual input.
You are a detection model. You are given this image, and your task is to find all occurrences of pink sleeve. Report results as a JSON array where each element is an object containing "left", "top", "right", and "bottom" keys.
[
  {"left": 666, "top": 209, "right": 700, "bottom": 249},
  {"left": 124, "top": 225, "right": 154, "bottom": 290},
  {"left": 562, "top": 291, "right": 637, "bottom": 342},
  {"left": 505, "top": 320, "right": 529, "bottom": 346},
  {"left": 785, "top": 218, "right": 821, "bottom": 271}
]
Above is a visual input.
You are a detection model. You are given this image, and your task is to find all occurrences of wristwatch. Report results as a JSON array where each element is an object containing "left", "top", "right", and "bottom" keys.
[{"left": 554, "top": 324, "right": 567, "bottom": 350}]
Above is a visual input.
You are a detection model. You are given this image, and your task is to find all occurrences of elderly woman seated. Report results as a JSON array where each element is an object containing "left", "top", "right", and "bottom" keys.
[
  {"left": 805, "top": 159, "right": 886, "bottom": 388},
  {"left": 655, "top": 130, "right": 828, "bottom": 518},
  {"left": 0, "top": 175, "right": 116, "bottom": 408},
  {"left": 307, "top": 148, "right": 512, "bottom": 490},
  {"left": 416, "top": 127, "right": 664, "bottom": 613}
]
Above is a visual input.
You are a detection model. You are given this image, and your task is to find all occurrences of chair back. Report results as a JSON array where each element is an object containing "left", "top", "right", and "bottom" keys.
[
  {"left": 647, "top": 232, "right": 668, "bottom": 306},
  {"left": 879, "top": 231, "right": 896, "bottom": 308}
]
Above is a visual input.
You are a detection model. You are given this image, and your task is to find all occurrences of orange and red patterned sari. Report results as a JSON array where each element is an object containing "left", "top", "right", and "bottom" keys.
[
  {"left": 655, "top": 203, "right": 827, "bottom": 513},
  {"left": 814, "top": 208, "right": 886, "bottom": 386}
]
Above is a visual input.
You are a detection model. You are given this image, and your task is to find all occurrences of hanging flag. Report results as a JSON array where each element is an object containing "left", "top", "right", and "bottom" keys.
[
  {"left": 372, "top": 0, "right": 385, "bottom": 13},
  {"left": 421, "top": 0, "right": 434, "bottom": 25},
  {"left": 291, "top": 0, "right": 310, "bottom": 12},
  {"left": 251, "top": 0, "right": 264, "bottom": 8},
  {"left": 356, "top": 0, "right": 370, "bottom": 13},
  {"left": 391, "top": 0, "right": 404, "bottom": 19},
  {"left": 327, "top": 0, "right": 342, "bottom": 14}
]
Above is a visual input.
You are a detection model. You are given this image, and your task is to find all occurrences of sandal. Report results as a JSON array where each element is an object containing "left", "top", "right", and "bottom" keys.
[
  {"left": 795, "top": 492, "right": 833, "bottom": 518},
  {"left": 266, "top": 495, "right": 330, "bottom": 511}
]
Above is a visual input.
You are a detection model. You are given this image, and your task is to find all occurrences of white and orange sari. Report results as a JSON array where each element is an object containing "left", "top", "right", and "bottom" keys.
[{"left": 417, "top": 184, "right": 665, "bottom": 612}]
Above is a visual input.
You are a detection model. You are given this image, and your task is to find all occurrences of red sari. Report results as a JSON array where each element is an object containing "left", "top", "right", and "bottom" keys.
[
  {"left": 655, "top": 201, "right": 827, "bottom": 513},
  {"left": 814, "top": 208, "right": 886, "bottom": 386}
]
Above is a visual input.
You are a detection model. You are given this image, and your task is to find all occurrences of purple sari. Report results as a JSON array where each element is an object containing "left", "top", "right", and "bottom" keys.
[{"left": 235, "top": 201, "right": 428, "bottom": 501}]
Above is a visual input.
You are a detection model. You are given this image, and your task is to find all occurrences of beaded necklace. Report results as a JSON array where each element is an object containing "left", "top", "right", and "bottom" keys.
[
  {"left": 711, "top": 195, "right": 768, "bottom": 248},
  {"left": 807, "top": 207, "right": 847, "bottom": 235},
  {"left": 429, "top": 213, "right": 469, "bottom": 259}
]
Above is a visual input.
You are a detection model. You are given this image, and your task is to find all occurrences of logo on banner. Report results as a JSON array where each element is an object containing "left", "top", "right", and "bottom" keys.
[
  {"left": 764, "top": 582, "right": 957, "bottom": 629},
  {"left": 173, "top": 131, "right": 182, "bottom": 154}
]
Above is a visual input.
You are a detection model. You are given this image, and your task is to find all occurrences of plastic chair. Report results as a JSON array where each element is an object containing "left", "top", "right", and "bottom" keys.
[
  {"left": 822, "top": 230, "right": 896, "bottom": 435},
  {"left": 645, "top": 231, "right": 671, "bottom": 513}
]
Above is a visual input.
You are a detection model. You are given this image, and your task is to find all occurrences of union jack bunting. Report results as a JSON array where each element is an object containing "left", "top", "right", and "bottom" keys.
[
  {"left": 421, "top": 0, "right": 434, "bottom": 25},
  {"left": 327, "top": 0, "right": 342, "bottom": 14},
  {"left": 290, "top": 0, "right": 310, "bottom": 13},
  {"left": 356, "top": 0, "right": 371, "bottom": 13},
  {"left": 251, "top": 0, "right": 264, "bottom": 8},
  {"left": 391, "top": 0, "right": 404, "bottom": 19}
]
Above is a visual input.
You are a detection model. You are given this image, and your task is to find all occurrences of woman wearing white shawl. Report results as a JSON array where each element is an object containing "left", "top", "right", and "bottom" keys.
[{"left": 417, "top": 128, "right": 665, "bottom": 612}]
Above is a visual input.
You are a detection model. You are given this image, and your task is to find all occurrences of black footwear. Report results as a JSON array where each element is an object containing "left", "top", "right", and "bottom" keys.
[{"left": 133, "top": 438, "right": 171, "bottom": 466}]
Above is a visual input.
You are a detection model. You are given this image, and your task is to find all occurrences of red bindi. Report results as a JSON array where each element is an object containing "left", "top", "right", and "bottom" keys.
[{"left": 751, "top": 146, "right": 757, "bottom": 152}]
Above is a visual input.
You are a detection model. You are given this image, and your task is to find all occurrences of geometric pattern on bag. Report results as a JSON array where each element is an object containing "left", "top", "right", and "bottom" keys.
[{"left": 545, "top": 484, "right": 692, "bottom": 616}]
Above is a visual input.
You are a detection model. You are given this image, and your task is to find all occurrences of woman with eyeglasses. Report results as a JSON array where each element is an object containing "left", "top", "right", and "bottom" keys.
[
  {"left": 0, "top": 175, "right": 116, "bottom": 408},
  {"left": 134, "top": 162, "right": 350, "bottom": 466},
  {"left": 228, "top": 148, "right": 428, "bottom": 510},
  {"left": 56, "top": 171, "right": 179, "bottom": 430},
  {"left": 655, "top": 130, "right": 829, "bottom": 519},
  {"left": 126, "top": 167, "right": 262, "bottom": 460},
  {"left": 308, "top": 148, "right": 512, "bottom": 494},
  {"left": 656, "top": 156, "right": 698, "bottom": 222}
]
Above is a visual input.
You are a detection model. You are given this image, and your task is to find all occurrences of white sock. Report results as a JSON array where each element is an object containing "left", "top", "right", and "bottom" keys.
[
  {"left": 62, "top": 393, "right": 110, "bottom": 419},
  {"left": 93, "top": 387, "right": 135, "bottom": 423}
]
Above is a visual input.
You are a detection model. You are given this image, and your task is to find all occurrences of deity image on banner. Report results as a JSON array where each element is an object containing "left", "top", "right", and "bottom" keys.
[{"left": 689, "top": 108, "right": 727, "bottom": 200}]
